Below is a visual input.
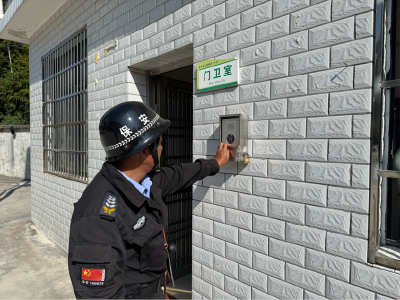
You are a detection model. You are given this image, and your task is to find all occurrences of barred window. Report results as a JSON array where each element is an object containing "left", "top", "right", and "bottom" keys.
[{"left": 42, "top": 28, "right": 88, "bottom": 183}]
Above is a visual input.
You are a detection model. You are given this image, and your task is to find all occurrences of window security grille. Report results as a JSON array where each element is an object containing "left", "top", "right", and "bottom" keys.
[{"left": 42, "top": 28, "right": 88, "bottom": 183}]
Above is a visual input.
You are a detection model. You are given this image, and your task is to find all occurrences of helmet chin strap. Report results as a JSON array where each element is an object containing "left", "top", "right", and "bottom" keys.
[{"left": 147, "top": 140, "right": 160, "bottom": 177}]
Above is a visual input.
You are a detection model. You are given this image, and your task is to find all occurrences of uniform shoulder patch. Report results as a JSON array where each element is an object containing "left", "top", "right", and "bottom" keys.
[{"left": 100, "top": 191, "right": 119, "bottom": 221}]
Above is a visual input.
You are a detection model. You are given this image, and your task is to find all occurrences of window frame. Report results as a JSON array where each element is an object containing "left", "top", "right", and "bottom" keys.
[
  {"left": 369, "top": 0, "right": 400, "bottom": 269},
  {"left": 41, "top": 27, "right": 88, "bottom": 183}
]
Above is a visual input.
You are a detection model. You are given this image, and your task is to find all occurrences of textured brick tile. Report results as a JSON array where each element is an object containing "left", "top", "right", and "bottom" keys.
[
  {"left": 330, "top": 89, "right": 372, "bottom": 115},
  {"left": 203, "top": 3, "right": 225, "bottom": 27},
  {"left": 193, "top": 245, "right": 214, "bottom": 267},
  {"left": 287, "top": 139, "right": 327, "bottom": 161},
  {"left": 309, "top": 17, "right": 354, "bottom": 50},
  {"left": 269, "top": 118, "right": 306, "bottom": 139},
  {"left": 158, "top": 14, "right": 174, "bottom": 31},
  {"left": 271, "top": 30, "right": 308, "bottom": 59},
  {"left": 309, "top": 66, "right": 353, "bottom": 94},
  {"left": 290, "top": 0, "right": 331, "bottom": 33},
  {"left": 214, "top": 221, "right": 239, "bottom": 243},
  {"left": 174, "top": 4, "right": 192, "bottom": 24},
  {"left": 240, "top": 65, "right": 256, "bottom": 84},
  {"left": 238, "top": 193, "right": 267, "bottom": 216},
  {"left": 240, "top": 41, "right": 271, "bottom": 67},
  {"left": 252, "top": 288, "right": 279, "bottom": 300},
  {"left": 306, "top": 162, "right": 351, "bottom": 187},
  {"left": 213, "top": 287, "right": 237, "bottom": 300},
  {"left": 193, "top": 200, "right": 203, "bottom": 216},
  {"left": 193, "top": 230, "right": 203, "bottom": 247},
  {"left": 331, "top": 37, "right": 373, "bottom": 68},
  {"left": 287, "top": 181, "right": 327, "bottom": 207},
  {"left": 354, "top": 63, "right": 373, "bottom": 88},
  {"left": 328, "top": 140, "right": 370, "bottom": 164},
  {"left": 307, "top": 115, "right": 352, "bottom": 139},
  {"left": 193, "top": 215, "right": 214, "bottom": 235},
  {"left": 192, "top": 0, "right": 213, "bottom": 15},
  {"left": 175, "top": 33, "right": 194, "bottom": 48},
  {"left": 287, "top": 94, "right": 328, "bottom": 118},
  {"left": 353, "top": 114, "right": 371, "bottom": 138},
  {"left": 193, "top": 276, "right": 213, "bottom": 298},
  {"left": 356, "top": 11, "right": 374, "bottom": 38},
  {"left": 351, "top": 213, "right": 368, "bottom": 238},
  {"left": 256, "top": 57, "right": 289, "bottom": 82},
  {"left": 268, "top": 276, "right": 303, "bottom": 300},
  {"left": 326, "top": 232, "right": 368, "bottom": 262},
  {"left": 228, "top": 27, "right": 256, "bottom": 51},
  {"left": 271, "top": 74, "right": 307, "bottom": 99},
  {"left": 248, "top": 120, "right": 269, "bottom": 139},
  {"left": 326, "top": 277, "right": 374, "bottom": 299},
  {"left": 328, "top": 186, "right": 369, "bottom": 213},
  {"left": 204, "top": 36, "right": 228, "bottom": 58},
  {"left": 290, "top": 48, "right": 330, "bottom": 76},
  {"left": 194, "top": 24, "right": 216, "bottom": 47},
  {"left": 213, "top": 189, "right": 238, "bottom": 208},
  {"left": 194, "top": 92, "right": 214, "bottom": 109},
  {"left": 253, "top": 251, "right": 285, "bottom": 279},
  {"left": 225, "top": 276, "right": 252, "bottom": 299},
  {"left": 351, "top": 262, "right": 400, "bottom": 298},
  {"left": 193, "top": 260, "right": 202, "bottom": 277},
  {"left": 226, "top": 242, "right": 252, "bottom": 267},
  {"left": 202, "top": 265, "right": 224, "bottom": 289},
  {"left": 254, "top": 99, "right": 287, "bottom": 120},
  {"left": 238, "top": 158, "right": 268, "bottom": 177},
  {"left": 332, "top": 0, "right": 374, "bottom": 21},
  {"left": 203, "top": 106, "right": 225, "bottom": 124},
  {"left": 272, "top": 0, "right": 309, "bottom": 18},
  {"left": 193, "top": 124, "right": 214, "bottom": 139},
  {"left": 306, "top": 206, "right": 350, "bottom": 234},
  {"left": 203, "top": 202, "right": 226, "bottom": 223},
  {"left": 270, "top": 198, "right": 305, "bottom": 224},
  {"left": 193, "top": 185, "right": 213, "bottom": 202},
  {"left": 306, "top": 248, "right": 350, "bottom": 282},
  {"left": 182, "top": 13, "right": 203, "bottom": 35},
  {"left": 214, "top": 87, "right": 239, "bottom": 106},
  {"left": 214, "top": 253, "right": 239, "bottom": 279},
  {"left": 226, "top": 208, "right": 252, "bottom": 230},
  {"left": 239, "top": 229, "right": 268, "bottom": 254},
  {"left": 286, "top": 223, "right": 326, "bottom": 251},
  {"left": 239, "top": 265, "right": 268, "bottom": 293},
  {"left": 203, "top": 172, "right": 225, "bottom": 189},
  {"left": 286, "top": 264, "right": 325, "bottom": 295},
  {"left": 256, "top": 15, "right": 290, "bottom": 43},
  {"left": 242, "top": 1, "right": 272, "bottom": 29},
  {"left": 216, "top": 14, "right": 241, "bottom": 39},
  {"left": 268, "top": 160, "right": 305, "bottom": 181},
  {"left": 253, "top": 215, "right": 286, "bottom": 240},
  {"left": 225, "top": 174, "right": 252, "bottom": 194},
  {"left": 352, "top": 164, "right": 369, "bottom": 189},
  {"left": 226, "top": 0, "right": 253, "bottom": 17},
  {"left": 253, "top": 177, "right": 285, "bottom": 200}
]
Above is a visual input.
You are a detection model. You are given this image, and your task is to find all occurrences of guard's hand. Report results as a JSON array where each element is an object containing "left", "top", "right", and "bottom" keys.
[{"left": 214, "top": 143, "right": 230, "bottom": 167}]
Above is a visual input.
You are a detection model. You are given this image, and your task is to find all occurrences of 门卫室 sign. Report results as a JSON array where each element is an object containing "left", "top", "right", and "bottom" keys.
[{"left": 197, "top": 58, "right": 239, "bottom": 92}]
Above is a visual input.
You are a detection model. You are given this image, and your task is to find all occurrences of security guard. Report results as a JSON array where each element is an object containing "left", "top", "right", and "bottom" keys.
[{"left": 68, "top": 101, "right": 229, "bottom": 299}]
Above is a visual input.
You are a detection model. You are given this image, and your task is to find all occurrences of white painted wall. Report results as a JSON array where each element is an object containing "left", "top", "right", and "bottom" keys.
[{"left": 0, "top": 125, "right": 30, "bottom": 179}]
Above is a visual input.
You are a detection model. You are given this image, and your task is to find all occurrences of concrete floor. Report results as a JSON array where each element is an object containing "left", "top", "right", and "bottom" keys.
[
  {"left": 0, "top": 175, "right": 75, "bottom": 299},
  {"left": 165, "top": 273, "right": 192, "bottom": 299}
]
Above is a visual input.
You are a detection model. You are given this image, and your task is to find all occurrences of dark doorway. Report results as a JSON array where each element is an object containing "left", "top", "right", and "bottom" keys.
[
  {"left": 385, "top": 0, "right": 400, "bottom": 247},
  {"left": 148, "top": 65, "right": 193, "bottom": 280}
]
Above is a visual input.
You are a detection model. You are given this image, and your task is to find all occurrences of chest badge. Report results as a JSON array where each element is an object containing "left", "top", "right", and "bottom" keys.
[{"left": 133, "top": 216, "right": 146, "bottom": 231}]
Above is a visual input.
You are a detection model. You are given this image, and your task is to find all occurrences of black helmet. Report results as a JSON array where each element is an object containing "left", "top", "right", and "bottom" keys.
[{"left": 99, "top": 101, "right": 170, "bottom": 162}]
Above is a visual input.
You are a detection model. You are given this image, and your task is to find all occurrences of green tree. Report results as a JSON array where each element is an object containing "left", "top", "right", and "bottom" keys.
[{"left": 0, "top": 39, "right": 30, "bottom": 125}]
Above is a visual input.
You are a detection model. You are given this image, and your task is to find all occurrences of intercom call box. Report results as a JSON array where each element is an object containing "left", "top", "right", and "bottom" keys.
[{"left": 219, "top": 114, "right": 250, "bottom": 163}]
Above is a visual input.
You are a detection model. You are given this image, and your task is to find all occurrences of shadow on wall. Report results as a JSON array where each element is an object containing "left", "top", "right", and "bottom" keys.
[{"left": 25, "top": 146, "right": 30, "bottom": 180}]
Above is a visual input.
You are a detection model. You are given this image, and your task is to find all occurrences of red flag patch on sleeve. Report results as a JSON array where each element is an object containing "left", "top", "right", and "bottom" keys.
[{"left": 81, "top": 268, "right": 105, "bottom": 286}]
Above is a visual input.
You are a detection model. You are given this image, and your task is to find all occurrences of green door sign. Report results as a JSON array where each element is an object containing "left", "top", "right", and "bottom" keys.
[{"left": 197, "top": 58, "right": 239, "bottom": 92}]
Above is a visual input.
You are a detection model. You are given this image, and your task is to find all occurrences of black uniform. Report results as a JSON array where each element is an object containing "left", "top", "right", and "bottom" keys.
[{"left": 68, "top": 158, "right": 219, "bottom": 299}]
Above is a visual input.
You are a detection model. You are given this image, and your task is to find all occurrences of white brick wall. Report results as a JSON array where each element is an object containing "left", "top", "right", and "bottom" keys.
[{"left": 27, "top": 0, "right": 400, "bottom": 299}]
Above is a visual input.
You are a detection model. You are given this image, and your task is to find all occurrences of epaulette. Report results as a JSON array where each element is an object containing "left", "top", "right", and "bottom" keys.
[{"left": 99, "top": 191, "right": 119, "bottom": 221}]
